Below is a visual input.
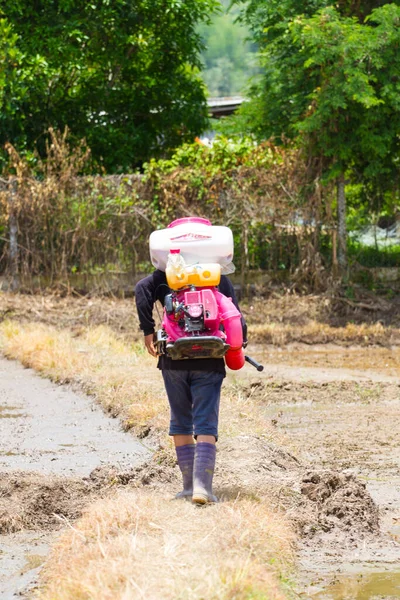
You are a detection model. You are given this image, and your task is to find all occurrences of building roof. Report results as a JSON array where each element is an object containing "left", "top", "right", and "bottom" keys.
[{"left": 207, "top": 96, "right": 245, "bottom": 118}]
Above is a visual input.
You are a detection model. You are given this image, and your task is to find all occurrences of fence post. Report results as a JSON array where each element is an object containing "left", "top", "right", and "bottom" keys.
[
  {"left": 8, "top": 177, "right": 19, "bottom": 291},
  {"left": 332, "top": 228, "right": 338, "bottom": 275}
]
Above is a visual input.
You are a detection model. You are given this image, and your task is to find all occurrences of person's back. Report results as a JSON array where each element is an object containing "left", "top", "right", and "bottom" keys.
[
  {"left": 135, "top": 268, "right": 247, "bottom": 504},
  {"left": 135, "top": 217, "right": 247, "bottom": 504}
]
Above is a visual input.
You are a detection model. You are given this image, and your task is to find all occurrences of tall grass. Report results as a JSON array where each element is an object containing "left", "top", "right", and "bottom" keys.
[{"left": 1, "top": 130, "right": 331, "bottom": 291}]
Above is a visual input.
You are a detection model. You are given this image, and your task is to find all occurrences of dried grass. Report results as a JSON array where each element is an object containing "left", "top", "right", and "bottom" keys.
[
  {"left": 37, "top": 491, "right": 294, "bottom": 600},
  {"left": 1, "top": 133, "right": 325, "bottom": 289},
  {"left": 248, "top": 320, "right": 399, "bottom": 346},
  {"left": 2, "top": 131, "right": 152, "bottom": 283},
  {"left": 0, "top": 293, "right": 143, "bottom": 338},
  {"left": 0, "top": 291, "right": 398, "bottom": 346}
]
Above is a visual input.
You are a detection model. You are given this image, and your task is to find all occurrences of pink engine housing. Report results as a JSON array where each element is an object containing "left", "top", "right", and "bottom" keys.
[{"left": 162, "top": 287, "right": 245, "bottom": 370}]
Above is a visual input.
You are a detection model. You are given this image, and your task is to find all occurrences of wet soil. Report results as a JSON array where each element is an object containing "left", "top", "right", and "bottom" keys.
[
  {"left": 237, "top": 345, "right": 400, "bottom": 598},
  {"left": 0, "top": 358, "right": 150, "bottom": 476},
  {"left": 0, "top": 531, "right": 51, "bottom": 600},
  {"left": 0, "top": 357, "right": 150, "bottom": 598}
]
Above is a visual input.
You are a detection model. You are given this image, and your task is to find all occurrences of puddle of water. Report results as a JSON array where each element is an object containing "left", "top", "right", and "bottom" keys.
[
  {"left": 0, "top": 531, "right": 54, "bottom": 600},
  {"left": 308, "top": 571, "right": 400, "bottom": 599}
]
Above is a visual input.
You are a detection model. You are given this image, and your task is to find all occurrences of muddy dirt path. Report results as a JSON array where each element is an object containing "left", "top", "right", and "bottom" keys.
[
  {"left": 247, "top": 346, "right": 400, "bottom": 599},
  {"left": 1, "top": 343, "right": 400, "bottom": 600},
  {"left": 0, "top": 357, "right": 151, "bottom": 599}
]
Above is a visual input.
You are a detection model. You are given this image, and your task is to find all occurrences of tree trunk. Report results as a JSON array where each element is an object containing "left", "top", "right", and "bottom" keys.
[
  {"left": 337, "top": 173, "right": 347, "bottom": 274},
  {"left": 8, "top": 179, "right": 19, "bottom": 292}
]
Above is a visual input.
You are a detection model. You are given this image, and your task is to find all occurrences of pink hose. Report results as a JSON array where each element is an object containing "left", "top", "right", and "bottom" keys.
[{"left": 214, "top": 291, "right": 245, "bottom": 370}]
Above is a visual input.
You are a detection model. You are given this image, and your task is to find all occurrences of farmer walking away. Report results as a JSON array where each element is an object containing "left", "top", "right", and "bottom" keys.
[{"left": 135, "top": 217, "right": 253, "bottom": 505}]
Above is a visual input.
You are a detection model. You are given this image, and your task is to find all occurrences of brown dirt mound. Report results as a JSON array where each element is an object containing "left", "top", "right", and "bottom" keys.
[
  {"left": 300, "top": 470, "right": 379, "bottom": 537},
  {"left": 212, "top": 436, "right": 379, "bottom": 541},
  {"left": 88, "top": 453, "right": 178, "bottom": 490},
  {"left": 0, "top": 472, "right": 94, "bottom": 533}
]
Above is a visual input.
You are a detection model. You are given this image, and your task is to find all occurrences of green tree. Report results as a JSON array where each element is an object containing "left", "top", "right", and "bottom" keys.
[
  {"left": 0, "top": 0, "right": 218, "bottom": 172},
  {"left": 0, "top": 19, "right": 45, "bottom": 160},
  {"left": 232, "top": 2, "right": 400, "bottom": 271}
]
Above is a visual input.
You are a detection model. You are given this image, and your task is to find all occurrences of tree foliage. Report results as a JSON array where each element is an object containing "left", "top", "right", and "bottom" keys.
[
  {"left": 230, "top": 0, "right": 400, "bottom": 271},
  {"left": 0, "top": 0, "right": 218, "bottom": 172},
  {"left": 235, "top": 1, "right": 400, "bottom": 181}
]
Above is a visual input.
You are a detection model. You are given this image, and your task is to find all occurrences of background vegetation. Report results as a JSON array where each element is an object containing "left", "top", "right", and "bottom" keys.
[
  {"left": 0, "top": 0, "right": 399, "bottom": 293},
  {"left": 0, "top": 132, "right": 314, "bottom": 288},
  {"left": 226, "top": 0, "right": 400, "bottom": 272},
  {"left": 0, "top": 0, "right": 217, "bottom": 172},
  {"left": 1, "top": 130, "right": 398, "bottom": 295}
]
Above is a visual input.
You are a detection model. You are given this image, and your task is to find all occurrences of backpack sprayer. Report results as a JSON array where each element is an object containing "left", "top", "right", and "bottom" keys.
[{"left": 150, "top": 217, "right": 264, "bottom": 372}]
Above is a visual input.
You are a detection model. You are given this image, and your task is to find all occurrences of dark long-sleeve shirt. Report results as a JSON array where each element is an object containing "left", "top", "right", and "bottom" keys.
[{"left": 135, "top": 269, "right": 247, "bottom": 373}]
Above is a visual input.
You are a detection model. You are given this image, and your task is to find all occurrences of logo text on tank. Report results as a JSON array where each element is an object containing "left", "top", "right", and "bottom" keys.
[{"left": 170, "top": 233, "right": 212, "bottom": 242}]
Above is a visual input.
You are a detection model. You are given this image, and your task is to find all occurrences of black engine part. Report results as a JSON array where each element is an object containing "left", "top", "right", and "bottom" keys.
[{"left": 166, "top": 336, "right": 229, "bottom": 360}]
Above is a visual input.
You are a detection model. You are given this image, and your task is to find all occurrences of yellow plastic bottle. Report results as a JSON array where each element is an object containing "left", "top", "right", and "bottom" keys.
[
  {"left": 166, "top": 251, "right": 221, "bottom": 290},
  {"left": 186, "top": 263, "right": 221, "bottom": 288}
]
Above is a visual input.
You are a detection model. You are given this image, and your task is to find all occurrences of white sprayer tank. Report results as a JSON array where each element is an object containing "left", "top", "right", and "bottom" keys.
[{"left": 149, "top": 217, "right": 234, "bottom": 271}]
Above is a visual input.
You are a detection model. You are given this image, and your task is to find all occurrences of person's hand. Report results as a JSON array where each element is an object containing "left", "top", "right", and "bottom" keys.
[{"left": 144, "top": 333, "right": 157, "bottom": 357}]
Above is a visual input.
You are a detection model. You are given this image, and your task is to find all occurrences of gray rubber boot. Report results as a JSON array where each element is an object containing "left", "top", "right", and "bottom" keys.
[
  {"left": 175, "top": 444, "right": 195, "bottom": 499},
  {"left": 192, "top": 442, "right": 218, "bottom": 504}
]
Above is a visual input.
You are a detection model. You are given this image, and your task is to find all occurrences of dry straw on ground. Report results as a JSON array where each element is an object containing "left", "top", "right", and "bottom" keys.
[
  {"left": 37, "top": 491, "right": 294, "bottom": 600},
  {"left": 249, "top": 320, "right": 398, "bottom": 346}
]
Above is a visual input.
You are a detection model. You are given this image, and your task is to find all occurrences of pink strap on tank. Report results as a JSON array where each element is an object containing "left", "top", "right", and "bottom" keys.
[{"left": 168, "top": 217, "right": 211, "bottom": 228}]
